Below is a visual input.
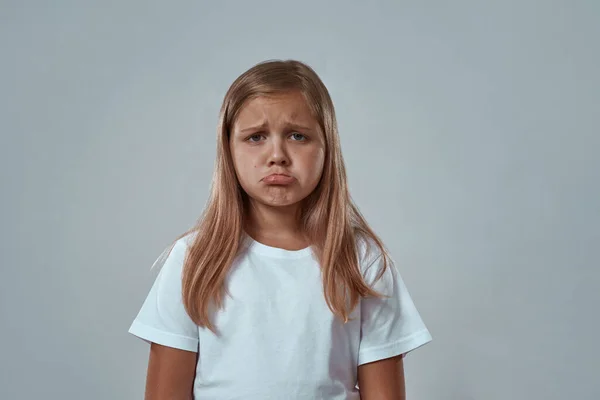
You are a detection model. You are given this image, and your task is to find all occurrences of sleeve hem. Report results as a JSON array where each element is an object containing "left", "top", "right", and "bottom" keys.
[
  {"left": 358, "top": 329, "right": 432, "bottom": 366},
  {"left": 128, "top": 320, "right": 198, "bottom": 353}
]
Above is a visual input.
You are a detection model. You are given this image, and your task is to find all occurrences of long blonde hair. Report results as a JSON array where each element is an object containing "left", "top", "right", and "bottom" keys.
[{"left": 171, "top": 59, "right": 391, "bottom": 333}]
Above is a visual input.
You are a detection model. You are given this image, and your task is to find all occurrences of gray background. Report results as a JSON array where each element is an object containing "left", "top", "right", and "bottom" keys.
[{"left": 1, "top": 1, "right": 598, "bottom": 399}]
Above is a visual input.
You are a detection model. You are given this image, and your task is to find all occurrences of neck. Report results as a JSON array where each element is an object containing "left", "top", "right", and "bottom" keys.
[{"left": 244, "top": 200, "right": 308, "bottom": 250}]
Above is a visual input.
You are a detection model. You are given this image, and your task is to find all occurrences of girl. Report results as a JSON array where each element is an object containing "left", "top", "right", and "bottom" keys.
[{"left": 129, "top": 59, "right": 432, "bottom": 399}]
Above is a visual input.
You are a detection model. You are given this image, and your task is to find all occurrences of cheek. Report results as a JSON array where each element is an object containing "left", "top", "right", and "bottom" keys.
[
  {"left": 313, "top": 148, "right": 326, "bottom": 170},
  {"left": 231, "top": 149, "right": 260, "bottom": 186},
  {"left": 301, "top": 148, "right": 325, "bottom": 178}
]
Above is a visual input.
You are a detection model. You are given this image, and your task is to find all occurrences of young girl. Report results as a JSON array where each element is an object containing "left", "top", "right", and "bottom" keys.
[{"left": 129, "top": 59, "right": 432, "bottom": 399}]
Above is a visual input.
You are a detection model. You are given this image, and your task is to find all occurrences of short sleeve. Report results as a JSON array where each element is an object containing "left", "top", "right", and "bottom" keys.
[
  {"left": 358, "top": 247, "right": 432, "bottom": 366},
  {"left": 128, "top": 237, "right": 199, "bottom": 352}
]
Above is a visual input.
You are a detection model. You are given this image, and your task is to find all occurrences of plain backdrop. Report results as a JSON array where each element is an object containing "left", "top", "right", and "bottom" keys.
[{"left": 1, "top": 1, "right": 599, "bottom": 399}]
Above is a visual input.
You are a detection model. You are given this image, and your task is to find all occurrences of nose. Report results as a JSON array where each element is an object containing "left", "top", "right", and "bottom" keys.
[{"left": 267, "top": 137, "right": 290, "bottom": 166}]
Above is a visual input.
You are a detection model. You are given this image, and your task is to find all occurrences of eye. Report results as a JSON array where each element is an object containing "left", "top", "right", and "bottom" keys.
[
  {"left": 290, "top": 132, "right": 307, "bottom": 141},
  {"left": 246, "top": 134, "right": 264, "bottom": 143}
]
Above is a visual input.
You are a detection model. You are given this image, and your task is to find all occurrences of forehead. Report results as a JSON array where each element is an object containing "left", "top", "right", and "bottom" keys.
[{"left": 233, "top": 91, "right": 317, "bottom": 129}]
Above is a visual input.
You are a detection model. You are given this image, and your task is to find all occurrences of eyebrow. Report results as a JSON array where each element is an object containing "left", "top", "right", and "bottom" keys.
[{"left": 238, "top": 121, "right": 314, "bottom": 134}]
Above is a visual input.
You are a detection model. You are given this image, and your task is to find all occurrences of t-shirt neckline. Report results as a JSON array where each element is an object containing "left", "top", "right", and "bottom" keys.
[{"left": 243, "top": 233, "right": 314, "bottom": 259}]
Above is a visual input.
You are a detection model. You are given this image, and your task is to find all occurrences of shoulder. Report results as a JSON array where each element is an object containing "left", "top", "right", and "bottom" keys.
[
  {"left": 355, "top": 234, "right": 395, "bottom": 288},
  {"left": 355, "top": 234, "right": 383, "bottom": 265},
  {"left": 152, "top": 230, "right": 198, "bottom": 272},
  {"left": 173, "top": 231, "right": 197, "bottom": 254}
]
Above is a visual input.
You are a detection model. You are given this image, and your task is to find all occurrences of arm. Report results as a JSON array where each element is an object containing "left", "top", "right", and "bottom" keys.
[
  {"left": 357, "top": 354, "right": 405, "bottom": 400},
  {"left": 145, "top": 343, "right": 197, "bottom": 400}
]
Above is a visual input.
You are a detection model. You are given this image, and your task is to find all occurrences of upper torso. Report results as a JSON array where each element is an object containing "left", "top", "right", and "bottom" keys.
[{"left": 192, "top": 240, "right": 361, "bottom": 399}]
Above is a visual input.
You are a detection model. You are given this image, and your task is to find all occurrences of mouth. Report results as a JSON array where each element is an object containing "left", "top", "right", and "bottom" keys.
[{"left": 262, "top": 173, "right": 296, "bottom": 185}]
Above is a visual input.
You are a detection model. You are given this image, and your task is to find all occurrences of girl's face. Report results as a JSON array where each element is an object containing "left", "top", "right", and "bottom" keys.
[{"left": 230, "top": 91, "right": 325, "bottom": 209}]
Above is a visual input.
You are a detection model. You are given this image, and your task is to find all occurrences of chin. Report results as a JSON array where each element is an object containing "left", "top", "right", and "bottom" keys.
[
  {"left": 260, "top": 197, "right": 303, "bottom": 208},
  {"left": 251, "top": 190, "right": 307, "bottom": 208}
]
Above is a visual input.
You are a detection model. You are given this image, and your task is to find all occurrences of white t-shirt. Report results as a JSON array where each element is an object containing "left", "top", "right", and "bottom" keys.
[{"left": 129, "top": 233, "right": 432, "bottom": 399}]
